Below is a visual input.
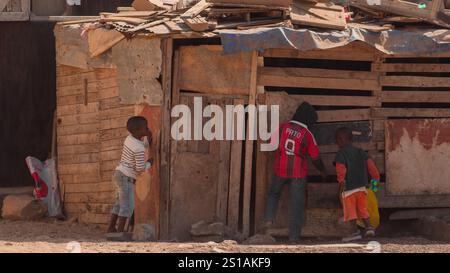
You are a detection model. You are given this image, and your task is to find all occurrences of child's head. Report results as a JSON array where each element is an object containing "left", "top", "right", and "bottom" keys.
[
  {"left": 335, "top": 127, "right": 353, "bottom": 147},
  {"left": 292, "top": 101, "right": 318, "bottom": 128},
  {"left": 127, "top": 116, "right": 149, "bottom": 139}
]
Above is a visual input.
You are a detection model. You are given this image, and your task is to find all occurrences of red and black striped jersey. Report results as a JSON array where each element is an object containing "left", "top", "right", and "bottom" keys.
[{"left": 273, "top": 121, "right": 319, "bottom": 178}]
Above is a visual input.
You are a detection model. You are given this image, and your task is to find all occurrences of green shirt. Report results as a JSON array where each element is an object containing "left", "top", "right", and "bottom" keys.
[{"left": 335, "top": 144, "right": 369, "bottom": 191}]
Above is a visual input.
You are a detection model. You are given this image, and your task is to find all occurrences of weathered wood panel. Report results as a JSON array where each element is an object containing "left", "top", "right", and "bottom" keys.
[
  {"left": 0, "top": 0, "right": 30, "bottom": 21},
  {"left": 169, "top": 94, "right": 234, "bottom": 241},
  {"left": 178, "top": 45, "right": 252, "bottom": 95}
]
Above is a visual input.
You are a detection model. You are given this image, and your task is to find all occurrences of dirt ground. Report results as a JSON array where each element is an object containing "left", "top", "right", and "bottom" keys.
[{"left": 0, "top": 219, "right": 449, "bottom": 253}]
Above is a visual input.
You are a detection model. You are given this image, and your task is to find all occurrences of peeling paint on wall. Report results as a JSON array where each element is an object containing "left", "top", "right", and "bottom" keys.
[
  {"left": 112, "top": 38, "right": 163, "bottom": 106},
  {"left": 386, "top": 119, "right": 450, "bottom": 195}
]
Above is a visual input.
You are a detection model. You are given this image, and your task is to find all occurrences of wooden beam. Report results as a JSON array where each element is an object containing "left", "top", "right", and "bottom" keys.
[
  {"left": 389, "top": 208, "right": 450, "bottom": 220},
  {"left": 259, "top": 67, "right": 378, "bottom": 80},
  {"left": 262, "top": 44, "right": 375, "bottom": 61},
  {"left": 381, "top": 91, "right": 450, "bottom": 103},
  {"left": 242, "top": 51, "right": 258, "bottom": 238},
  {"left": 372, "top": 108, "right": 450, "bottom": 118},
  {"left": 180, "top": 0, "right": 211, "bottom": 19},
  {"left": 159, "top": 38, "right": 173, "bottom": 240},
  {"left": 373, "top": 63, "right": 450, "bottom": 73},
  {"left": 317, "top": 108, "right": 372, "bottom": 122},
  {"left": 377, "top": 184, "right": 450, "bottom": 208},
  {"left": 318, "top": 141, "right": 381, "bottom": 154},
  {"left": 216, "top": 139, "right": 231, "bottom": 224},
  {"left": 381, "top": 76, "right": 450, "bottom": 88},
  {"left": 227, "top": 99, "right": 244, "bottom": 232},
  {"left": 309, "top": 151, "right": 385, "bottom": 175},
  {"left": 258, "top": 68, "right": 379, "bottom": 90},
  {"left": 306, "top": 182, "right": 450, "bottom": 209},
  {"left": 287, "top": 95, "right": 378, "bottom": 107}
]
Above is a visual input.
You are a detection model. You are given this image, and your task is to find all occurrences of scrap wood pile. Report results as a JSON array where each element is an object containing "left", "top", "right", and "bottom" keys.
[{"left": 62, "top": 0, "right": 450, "bottom": 55}]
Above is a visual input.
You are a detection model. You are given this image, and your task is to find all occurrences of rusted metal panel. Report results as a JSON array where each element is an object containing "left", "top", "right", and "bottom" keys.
[{"left": 386, "top": 119, "right": 450, "bottom": 195}]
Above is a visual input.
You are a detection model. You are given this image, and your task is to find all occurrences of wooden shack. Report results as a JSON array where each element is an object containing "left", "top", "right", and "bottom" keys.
[{"left": 54, "top": 20, "right": 450, "bottom": 240}]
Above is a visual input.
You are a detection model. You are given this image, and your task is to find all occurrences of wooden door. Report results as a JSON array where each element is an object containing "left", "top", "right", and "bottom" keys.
[{"left": 168, "top": 94, "right": 233, "bottom": 241}]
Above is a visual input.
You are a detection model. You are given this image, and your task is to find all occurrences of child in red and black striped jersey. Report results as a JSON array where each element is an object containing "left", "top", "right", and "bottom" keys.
[{"left": 263, "top": 102, "right": 327, "bottom": 243}]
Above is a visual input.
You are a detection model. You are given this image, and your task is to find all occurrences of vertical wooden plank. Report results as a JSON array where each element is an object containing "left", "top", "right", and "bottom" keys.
[
  {"left": 168, "top": 48, "right": 181, "bottom": 240},
  {"left": 371, "top": 52, "right": 386, "bottom": 146},
  {"left": 227, "top": 98, "right": 244, "bottom": 232},
  {"left": 159, "top": 38, "right": 173, "bottom": 240},
  {"left": 242, "top": 50, "right": 258, "bottom": 238},
  {"left": 253, "top": 94, "right": 269, "bottom": 234},
  {"left": 216, "top": 98, "right": 232, "bottom": 224},
  {"left": 372, "top": 52, "right": 384, "bottom": 108}
]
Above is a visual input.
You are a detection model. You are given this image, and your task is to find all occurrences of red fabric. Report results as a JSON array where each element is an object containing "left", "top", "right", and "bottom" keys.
[
  {"left": 31, "top": 172, "right": 48, "bottom": 199},
  {"left": 335, "top": 162, "right": 347, "bottom": 184},
  {"left": 343, "top": 191, "right": 369, "bottom": 222},
  {"left": 367, "top": 158, "right": 380, "bottom": 181},
  {"left": 273, "top": 121, "right": 319, "bottom": 178}
]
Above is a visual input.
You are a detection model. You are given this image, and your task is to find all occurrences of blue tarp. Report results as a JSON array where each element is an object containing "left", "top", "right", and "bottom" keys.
[{"left": 218, "top": 27, "right": 450, "bottom": 55}]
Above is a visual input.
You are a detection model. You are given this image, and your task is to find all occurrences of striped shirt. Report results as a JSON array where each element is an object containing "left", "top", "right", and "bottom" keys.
[
  {"left": 273, "top": 121, "right": 319, "bottom": 178},
  {"left": 116, "top": 135, "right": 150, "bottom": 179}
]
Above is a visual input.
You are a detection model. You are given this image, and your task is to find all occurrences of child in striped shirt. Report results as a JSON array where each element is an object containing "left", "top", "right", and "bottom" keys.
[{"left": 107, "top": 116, "right": 153, "bottom": 233}]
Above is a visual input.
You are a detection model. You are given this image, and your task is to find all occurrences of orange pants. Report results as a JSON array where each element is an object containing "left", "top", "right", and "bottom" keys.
[{"left": 343, "top": 191, "right": 369, "bottom": 222}]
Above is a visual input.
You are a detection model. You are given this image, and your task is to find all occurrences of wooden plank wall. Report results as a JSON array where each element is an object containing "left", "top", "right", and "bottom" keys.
[
  {"left": 56, "top": 65, "right": 134, "bottom": 225},
  {"left": 374, "top": 57, "right": 450, "bottom": 118},
  {"left": 253, "top": 42, "right": 450, "bottom": 236},
  {"left": 253, "top": 42, "right": 386, "bottom": 236}
]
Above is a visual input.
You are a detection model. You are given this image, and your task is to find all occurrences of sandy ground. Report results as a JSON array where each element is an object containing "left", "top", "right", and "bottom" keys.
[{"left": 0, "top": 219, "right": 449, "bottom": 253}]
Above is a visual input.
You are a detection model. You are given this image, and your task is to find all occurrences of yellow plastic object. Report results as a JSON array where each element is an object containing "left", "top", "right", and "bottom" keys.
[{"left": 357, "top": 189, "right": 380, "bottom": 228}]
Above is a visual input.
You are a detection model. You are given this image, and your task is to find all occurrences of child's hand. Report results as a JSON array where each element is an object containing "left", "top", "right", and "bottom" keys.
[
  {"left": 147, "top": 130, "right": 153, "bottom": 145},
  {"left": 147, "top": 158, "right": 154, "bottom": 166}
]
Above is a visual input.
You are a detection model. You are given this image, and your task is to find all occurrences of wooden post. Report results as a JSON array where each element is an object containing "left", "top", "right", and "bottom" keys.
[
  {"left": 227, "top": 98, "right": 244, "bottom": 232},
  {"left": 159, "top": 38, "right": 173, "bottom": 240},
  {"left": 242, "top": 50, "right": 258, "bottom": 238}
]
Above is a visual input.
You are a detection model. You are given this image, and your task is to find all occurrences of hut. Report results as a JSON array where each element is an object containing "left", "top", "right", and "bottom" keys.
[{"left": 53, "top": 0, "right": 450, "bottom": 241}]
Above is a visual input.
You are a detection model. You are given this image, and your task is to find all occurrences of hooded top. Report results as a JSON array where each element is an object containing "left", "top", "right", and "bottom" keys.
[{"left": 292, "top": 102, "right": 318, "bottom": 128}]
